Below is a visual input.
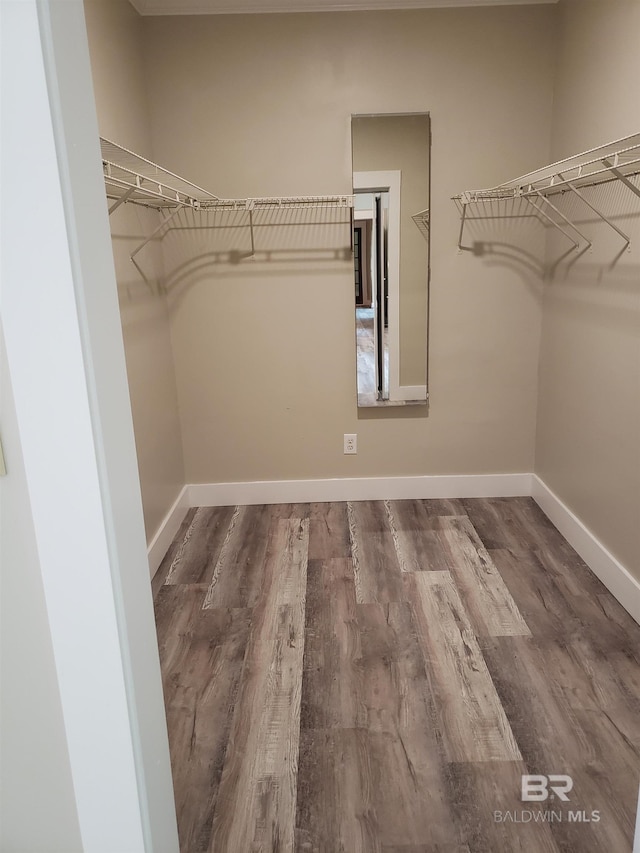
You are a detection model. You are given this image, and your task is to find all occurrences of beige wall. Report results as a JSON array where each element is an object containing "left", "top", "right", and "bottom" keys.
[
  {"left": 142, "top": 7, "right": 555, "bottom": 484},
  {"left": 84, "top": 0, "right": 185, "bottom": 542},
  {"left": 535, "top": 0, "right": 640, "bottom": 579},
  {"left": 352, "top": 113, "right": 430, "bottom": 387},
  {"left": 83, "top": 1, "right": 638, "bottom": 581}
]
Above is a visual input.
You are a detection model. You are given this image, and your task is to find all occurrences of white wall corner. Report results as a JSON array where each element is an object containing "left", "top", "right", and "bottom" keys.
[
  {"left": 531, "top": 476, "right": 640, "bottom": 626},
  {"left": 147, "top": 486, "right": 190, "bottom": 578}
]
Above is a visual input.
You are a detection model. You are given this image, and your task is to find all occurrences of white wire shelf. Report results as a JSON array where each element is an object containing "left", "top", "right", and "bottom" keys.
[
  {"left": 101, "top": 138, "right": 354, "bottom": 217},
  {"left": 412, "top": 208, "right": 430, "bottom": 241},
  {"left": 199, "top": 196, "right": 354, "bottom": 211},
  {"left": 100, "top": 137, "right": 357, "bottom": 276},
  {"left": 101, "top": 138, "right": 219, "bottom": 213},
  {"left": 453, "top": 132, "right": 640, "bottom": 204},
  {"left": 453, "top": 132, "right": 640, "bottom": 263}
]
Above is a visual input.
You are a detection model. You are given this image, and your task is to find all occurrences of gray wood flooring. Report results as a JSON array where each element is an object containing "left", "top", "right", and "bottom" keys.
[{"left": 153, "top": 497, "right": 640, "bottom": 852}]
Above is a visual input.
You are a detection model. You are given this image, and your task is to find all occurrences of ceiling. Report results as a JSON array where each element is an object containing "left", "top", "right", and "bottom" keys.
[{"left": 129, "top": 0, "right": 558, "bottom": 17}]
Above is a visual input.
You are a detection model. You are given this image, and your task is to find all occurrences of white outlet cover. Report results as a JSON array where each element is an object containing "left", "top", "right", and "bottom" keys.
[{"left": 344, "top": 434, "right": 357, "bottom": 454}]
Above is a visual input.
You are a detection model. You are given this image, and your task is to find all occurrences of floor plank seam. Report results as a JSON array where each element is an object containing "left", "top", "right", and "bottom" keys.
[
  {"left": 153, "top": 498, "right": 640, "bottom": 853},
  {"left": 202, "top": 504, "right": 241, "bottom": 608},
  {"left": 163, "top": 506, "right": 203, "bottom": 584}
]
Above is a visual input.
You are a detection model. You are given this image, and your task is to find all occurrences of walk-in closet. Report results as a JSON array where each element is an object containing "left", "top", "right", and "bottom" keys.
[{"left": 1, "top": 0, "right": 639, "bottom": 851}]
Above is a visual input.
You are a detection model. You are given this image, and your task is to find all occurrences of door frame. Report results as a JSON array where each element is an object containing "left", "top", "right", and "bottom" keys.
[{"left": 0, "top": 2, "right": 179, "bottom": 850}]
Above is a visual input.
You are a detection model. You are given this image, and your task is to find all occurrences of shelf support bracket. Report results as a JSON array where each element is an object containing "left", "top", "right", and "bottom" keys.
[
  {"left": 457, "top": 201, "right": 472, "bottom": 252},
  {"left": 130, "top": 206, "right": 182, "bottom": 262},
  {"left": 531, "top": 189, "right": 591, "bottom": 250},
  {"left": 559, "top": 173, "right": 631, "bottom": 249},
  {"left": 525, "top": 194, "right": 585, "bottom": 275},
  {"left": 108, "top": 187, "right": 135, "bottom": 216},
  {"left": 602, "top": 158, "right": 640, "bottom": 200},
  {"left": 248, "top": 208, "right": 255, "bottom": 257}
]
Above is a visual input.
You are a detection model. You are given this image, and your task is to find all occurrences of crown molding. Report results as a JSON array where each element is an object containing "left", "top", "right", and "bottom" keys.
[{"left": 129, "top": 0, "right": 558, "bottom": 17}]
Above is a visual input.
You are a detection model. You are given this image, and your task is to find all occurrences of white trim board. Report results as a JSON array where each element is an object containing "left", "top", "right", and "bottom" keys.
[
  {"left": 531, "top": 476, "right": 640, "bottom": 626},
  {"left": 130, "top": 0, "right": 559, "bottom": 17},
  {"left": 147, "top": 486, "right": 190, "bottom": 578},
  {"left": 188, "top": 472, "right": 532, "bottom": 507},
  {"left": 396, "top": 384, "right": 428, "bottom": 402},
  {"left": 148, "top": 473, "right": 531, "bottom": 575},
  {"left": 148, "top": 472, "right": 640, "bottom": 627}
]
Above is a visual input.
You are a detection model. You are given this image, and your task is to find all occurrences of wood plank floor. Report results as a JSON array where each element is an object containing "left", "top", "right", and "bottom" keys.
[{"left": 153, "top": 497, "right": 640, "bottom": 853}]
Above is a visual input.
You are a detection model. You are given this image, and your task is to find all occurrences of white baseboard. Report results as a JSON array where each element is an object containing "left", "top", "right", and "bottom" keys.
[
  {"left": 187, "top": 473, "right": 532, "bottom": 508},
  {"left": 394, "top": 384, "right": 427, "bottom": 402},
  {"left": 147, "top": 486, "right": 190, "bottom": 578},
  {"left": 148, "top": 473, "right": 638, "bottom": 628},
  {"left": 532, "top": 476, "right": 640, "bottom": 625}
]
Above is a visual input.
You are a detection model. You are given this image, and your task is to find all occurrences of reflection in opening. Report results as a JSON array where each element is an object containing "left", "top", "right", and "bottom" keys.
[
  {"left": 351, "top": 113, "right": 430, "bottom": 408},
  {"left": 355, "top": 190, "right": 389, "bottom": 403}
]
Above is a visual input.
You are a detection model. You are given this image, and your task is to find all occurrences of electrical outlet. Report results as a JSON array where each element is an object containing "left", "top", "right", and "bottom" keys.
[{"left": 344, "top": 433, "right": 357, "bottom": 455}]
